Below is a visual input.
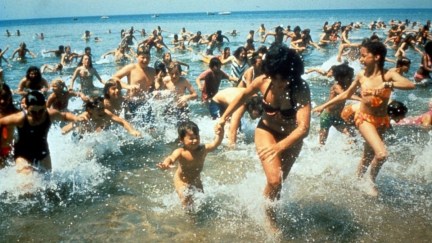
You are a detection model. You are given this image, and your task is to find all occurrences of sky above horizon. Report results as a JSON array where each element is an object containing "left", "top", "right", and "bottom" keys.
[{"left": 1, "top": 0, "right": 431, "bottom": 21}]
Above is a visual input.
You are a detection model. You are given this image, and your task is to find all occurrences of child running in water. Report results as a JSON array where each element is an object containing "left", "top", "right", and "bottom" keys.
[
  {"left": 313, "top": 41, "right": 415, "bottom": 197},
  {"left": 46, "top": 78, "right": 88, "bottom": 111},
  {"left": 157, "top": 120, "right": 224, "bottom": 210},
  {"left": 318, "top": 63, "right": 361, "bottom": 145}
]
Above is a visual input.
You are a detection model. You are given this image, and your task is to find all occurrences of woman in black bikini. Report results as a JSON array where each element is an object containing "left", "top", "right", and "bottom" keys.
[{"left": 217, "top": 44, "right": 311, "bottom": 230}]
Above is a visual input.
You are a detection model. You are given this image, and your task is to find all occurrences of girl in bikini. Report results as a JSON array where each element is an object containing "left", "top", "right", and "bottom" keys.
[
  {"left": 313, "top": 41, "right": 415, "bottom": 197},
  {"left": 69, "top": 54, "right": 105, "bottom": 96},
  {"left": 217, "top": 44, "right": 311, "bottom": 231}
]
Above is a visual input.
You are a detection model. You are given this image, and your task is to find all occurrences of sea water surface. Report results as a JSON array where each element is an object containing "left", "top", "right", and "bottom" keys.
[{"left": 0, "top": 9, "right": 431, "bottom": 242}]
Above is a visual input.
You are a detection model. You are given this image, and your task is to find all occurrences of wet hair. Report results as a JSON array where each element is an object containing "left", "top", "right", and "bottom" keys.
[
  {"left": 332, "top": 63, "right": 354, "bottom": 89},
  {"left": 170, "top": 63, "right": 182, "bottom": 74},
  {"left": 177, "top": 120, "right": 199, "bottom": 140},
  {"left": 26, "top": 66, "right": 42, "bottom": 83},
  {"left": 369, "top": 33, "right": 381, "bottom": 42},
  {"left": 262, "top": 44, "right": 304, "bottom": 81},
  {"left": 209, "top": 57, "right": 222, "bottom": 68},
  {"left": 233, "top": 46, "right": 247, "bottom": 59},
  {"left": 396, "top": 57, "right": 411, "bottom": 67},
  {"left": 58, "top": 45, "right": 64, "bottom": 51},
  {"left": 245, "top": 96, "right": 263, "bottom": 117},
  {"left": 24, "top": 91, "right": 46, "bottom": 107},
  {"left": 103, "top": 79, "right": 122, "bottom": 99},
  {"left": 256, "top": 45, "right": 268, "bottom": 55},
  {"left": 362, "top": 41, "right": 387, "bottom": 72},
  {"left": 85, "top": 47, "right": 91, "bottom": 52},
  {"left": 154, "top": 61, "right": 167, "bottom": 75},
  {"left": 84, "top": 96, "right": 104, "bottom": 111},
  {"left": 77, "top": 54, "right": 93, "bottom": 68},
  {"left": 275, "top": 26, "right": 284, "bottom": 33},
  {"left": 0, "top": 84, "right": 17, "bottom": 113},
  {"left": 250, "top": 52, "right": 262, "bottom": 65},
  {"left": 137, "top": 48, "right": 150, "bottom": 57},
  {"left": 387, "top": 100, "right": 408, "bottom": 118},
  {"left": 51, "top": 78, "right": 66, "bottom": 88}
]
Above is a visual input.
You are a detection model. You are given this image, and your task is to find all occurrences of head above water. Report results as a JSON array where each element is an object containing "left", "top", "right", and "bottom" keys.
[
  {"left": 396, "top": 57, "right": 411, "bottom": 68},
  {"left": 26, "top": 66, "right": 42, "bottom": 82},
  {"left": 361, "top": 40, "right": 387, "bottom": 70},
  {"left": 177, "top": 120, "right": 199, "bottom": 140},
  {"left": 84, "top": 96, "right": 105, "bottom": 111},
  {"left": 246, "top": 96, "right": 263, "bottom": 119},
  {"left": 24, "top": 91, "right": 46, "bottom": 107},
  {"left": 209, "top": 57, "right": 222, "bottom": 69},
  {"left": 387, "top": 100, "right": 408, "bottom": 121},
  {"left": 103, "top": 79, "right": 122, "bottom": 99},
  {"left": 262, "top": 43, "right": 304, "bottom": 81},
  {"left": 332, "top": 63, "right": 354, "bottom": 89}
]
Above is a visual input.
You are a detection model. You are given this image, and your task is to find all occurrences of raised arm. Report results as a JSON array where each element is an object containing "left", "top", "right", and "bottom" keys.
[
  {"left": 10, "top": 48, "right": 19, "bottom": 59},
  {"left": 386, "top": 71, "right": 415, "bottom": 90},
  {"left": 206, "top": 121, "right": 225, "bottom": 152},
  {"left": 0, "top": 112, "right": 24, "bottom": 127},
  {"left": 313, "top": 75, "right": 361, "bottom": 114},
  {"left": 218, "top": 78, "right": 259, "bottom": 125}
]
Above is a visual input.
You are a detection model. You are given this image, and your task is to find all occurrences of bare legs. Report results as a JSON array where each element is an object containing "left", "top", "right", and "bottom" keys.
[
  {"left": 255, "top": 128, "right": 302, "bottom": 231},
  {"left": 357, "top": 122, "right": 388, "bottom": 197}
]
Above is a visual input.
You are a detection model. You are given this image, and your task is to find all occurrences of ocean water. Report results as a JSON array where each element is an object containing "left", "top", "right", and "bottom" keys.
[{"left": 0, "top": 9, "right": 431, "bottom": 242}]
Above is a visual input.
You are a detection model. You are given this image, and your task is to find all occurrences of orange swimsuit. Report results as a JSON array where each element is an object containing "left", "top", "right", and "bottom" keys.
[
  {"left": 0, "top": 126, "right": 11, "bottom": 157},
  {"left": 355, "top": 87, "right": 392, "bottom": 129}
]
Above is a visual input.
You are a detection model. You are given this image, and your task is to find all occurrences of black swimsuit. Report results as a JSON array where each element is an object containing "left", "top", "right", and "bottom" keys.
[
  {"left": 257, "top": 81, "right": 310, "bottom": 141},
  {"left": 14, "top": 111, "right": 51, "bottom": 164},
  {"left": 261, "top": 82, "right": 297, "bottom": 120}
]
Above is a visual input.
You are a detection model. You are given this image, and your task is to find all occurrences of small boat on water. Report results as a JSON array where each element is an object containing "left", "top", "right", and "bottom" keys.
[
  {"left": 207, "top": 12, "right": 216, "bottom": 15},
  {"left": 218, "top": 11, "right": 231, "bottom": 15},
  {"left": 101, "top": 16, "right": 109, "bottom": 19},
  {"left": 151, "top": 14, "right": 160, "bottom": 18}
]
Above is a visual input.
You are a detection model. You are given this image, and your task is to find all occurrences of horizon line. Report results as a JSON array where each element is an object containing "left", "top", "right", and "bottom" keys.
[{"left": 1, "top": 7, "right": 431, "bottom": 22}]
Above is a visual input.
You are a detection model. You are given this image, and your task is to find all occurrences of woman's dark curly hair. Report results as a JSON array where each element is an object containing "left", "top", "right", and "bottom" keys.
[{"left": 261, "top": 44, "right": 304, "bottom": 82}]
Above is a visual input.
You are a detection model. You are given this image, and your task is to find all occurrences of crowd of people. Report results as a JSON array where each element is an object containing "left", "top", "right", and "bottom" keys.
[{"left": 1, "top": 17, "right": 432, "bottom": 232}]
